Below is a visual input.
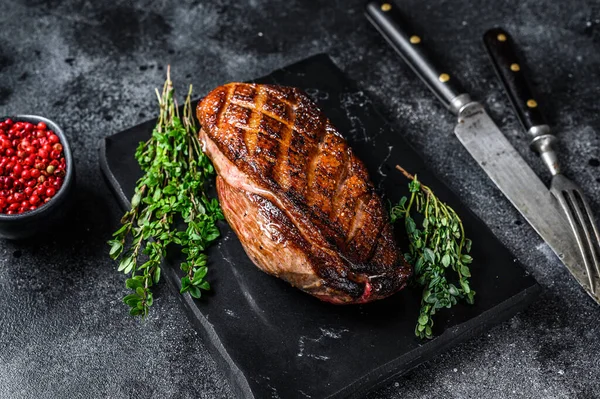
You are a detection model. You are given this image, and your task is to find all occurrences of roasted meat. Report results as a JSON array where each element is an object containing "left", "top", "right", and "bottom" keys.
[{"left": 197, "top": 83, "right": 411, "bottom": 304}]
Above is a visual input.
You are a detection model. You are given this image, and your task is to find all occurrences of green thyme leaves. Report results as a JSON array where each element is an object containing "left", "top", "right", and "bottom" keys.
[
  {"left": 108, "top": 69, "right": 223, "bottom": 318},
  {"left": 391, "top": 165, "right": 475, "bottom": 339}
]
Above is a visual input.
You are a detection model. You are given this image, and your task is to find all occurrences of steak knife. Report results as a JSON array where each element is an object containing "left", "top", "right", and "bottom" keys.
[{"left": 364, "top": 1, "right": 598, "bottom": 303}]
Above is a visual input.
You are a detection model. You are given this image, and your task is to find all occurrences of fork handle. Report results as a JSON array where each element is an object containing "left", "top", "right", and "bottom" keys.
[
  {"left": 483, "top": 28, "right": 547, "bottom": 130},
  {"left": 483, "top": 28, "right": 561, "bottom": 175}
]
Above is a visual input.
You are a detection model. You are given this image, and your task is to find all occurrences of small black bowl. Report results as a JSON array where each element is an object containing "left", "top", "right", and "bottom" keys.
[{"left": 0, "top": 115, "right": 75, "bottom": 240}]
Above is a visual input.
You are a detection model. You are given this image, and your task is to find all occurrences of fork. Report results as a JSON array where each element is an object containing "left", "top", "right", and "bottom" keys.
[{"left": 483, "top": 28, "right": 600, "bottom": 293}]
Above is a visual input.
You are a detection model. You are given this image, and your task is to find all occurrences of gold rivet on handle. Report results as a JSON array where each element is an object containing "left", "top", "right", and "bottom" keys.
[
  {"left": 497, "top": 33, "right": 507, "bottom": 42},
  {"left": 439, "top": 73, "right": 450, "bottom": 83},
  {"left": 510, "top": 63, "right": 520, "bottom": 71},
  {"left": 527, "top": 99, "right": 538, "bottom": 108},
  {"left": 409, "top": 35, "right": 421, "bottom": 44},
  {"left": 381, "top": 3, "right": 392, "bottom": 11}
]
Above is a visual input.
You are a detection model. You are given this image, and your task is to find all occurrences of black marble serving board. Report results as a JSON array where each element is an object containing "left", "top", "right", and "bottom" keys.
[{"left": 99, "top": 54, "right": 540, "bottom": 399}]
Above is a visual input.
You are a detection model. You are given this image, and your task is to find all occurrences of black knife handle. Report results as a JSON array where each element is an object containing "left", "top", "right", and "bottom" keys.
[
  {"left": 483, "top": 28, "right": 547, "bottom": 131},
  {"left": 365, "top": 1, "right": 468, "bottom": 114}
]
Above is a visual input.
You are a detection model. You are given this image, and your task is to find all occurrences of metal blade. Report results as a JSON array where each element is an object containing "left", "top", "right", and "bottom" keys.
[{"left": 454, "top": 102, "right": 598, "bottom": 303}]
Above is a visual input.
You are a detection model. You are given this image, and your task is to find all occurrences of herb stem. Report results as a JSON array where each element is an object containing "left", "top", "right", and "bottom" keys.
[{"left": 391, "top": 164, "right": 475, "bottom": 339}]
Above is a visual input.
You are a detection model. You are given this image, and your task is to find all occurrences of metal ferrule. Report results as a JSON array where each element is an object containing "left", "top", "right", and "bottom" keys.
[
  {"left": 449, "top": 93, "right": 473, "bottom": 115},
  {"left": 527, "top": 124, "right": 551, "bottom": 140},
  {"left": 528, "top": 125, "right": 560, "bottom": 176},
  {"left": 455, "top": 100, "right": 484, "bottom": 124}
]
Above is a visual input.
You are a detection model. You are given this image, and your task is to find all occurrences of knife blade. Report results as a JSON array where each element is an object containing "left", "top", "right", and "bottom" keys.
[{"left": 364, "top": 1, "right": 598, "bottom": 303}]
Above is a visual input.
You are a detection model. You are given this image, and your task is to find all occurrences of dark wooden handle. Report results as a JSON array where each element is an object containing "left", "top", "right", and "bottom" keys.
[
  {"left": 483, "top": 28, "right": 547, "bottom": 131},
  {"left": 365, "top": 1, "right": 467, "bottom": 114}
]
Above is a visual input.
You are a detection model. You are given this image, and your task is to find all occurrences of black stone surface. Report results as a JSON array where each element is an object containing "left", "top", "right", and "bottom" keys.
[
  {"left": 0, "top": 0, "right": 599, "bottom": 398},
  {"left": 101, "top": 54, "right": 539, "bottom": 398}
]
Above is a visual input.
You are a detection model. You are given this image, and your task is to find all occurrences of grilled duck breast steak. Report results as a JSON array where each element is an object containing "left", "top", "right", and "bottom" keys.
[{"left": 197, "top": 83, "right": 411, "bottom": 304}]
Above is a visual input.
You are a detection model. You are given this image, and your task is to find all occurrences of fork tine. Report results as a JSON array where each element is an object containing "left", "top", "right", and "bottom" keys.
[
  {"left": 558, "top": 189, "right": 596, "bottom": 293},
  {"left": 574, "top": 190, "right": 600, "bottom": 276}
]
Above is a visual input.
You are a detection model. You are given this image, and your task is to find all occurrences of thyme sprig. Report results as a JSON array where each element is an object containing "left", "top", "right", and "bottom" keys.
[
  {"left": 108, "top": 68, "right": 223, "bottom": 318},
  {"left": 391, "top": 165, "right": 474, "bottom": 339}
]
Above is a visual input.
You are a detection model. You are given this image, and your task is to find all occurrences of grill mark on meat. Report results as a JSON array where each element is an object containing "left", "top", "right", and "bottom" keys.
[
  {"left": 310, "top": 132, "right": 344, "bottom": 217},
  {"left": 274, "top": 110, "right": 294, "bottom": 191},
  {"left": 259, "top": 114, "right": 284, "bottom": 140},
  {"left": 331, "top": 149, "right": 350, "bottom": 216},
  {"left": 332, "top": 174, "right": 367, "bottom": 235},
  {"left": 306, "top": 144, "right": 322, "bottom": 208},
  {"left": 263, "top": 91, "right": 293, "bottom": 122},
  {"left": 286, "top": 145, "right": 308, "bottom": 198},
  {"left": 263, "top": 85, "right": 297, "bottom": 108},
  {"left": 216, "top": 84, "right": 234, "bottom": 132},
  {"left": 231, "top": 83, "right": 258, "bottom": 105},
  {"left": 346, "top": 195, "right": 387, "bottom": 263},
  {"left": 255, "top": 108, "right": 293, "bottom": 130},
  {"left": 197, "top": 83, "right": 411, "bottom": 303},
  {"left": 346, "top": 196, "right": 367, "bottom": 244},
  {"left": 223, "top": 103, "right": 252, "bottom": 131},
  {"left": 245, "top": 86, "right": 266, "bottom": 155},
  {"left": 304, "top": 117, "right": 328, "bottom": 208},
  {"left": 365, "top": 215, "right": 388, "bottom": 261}
]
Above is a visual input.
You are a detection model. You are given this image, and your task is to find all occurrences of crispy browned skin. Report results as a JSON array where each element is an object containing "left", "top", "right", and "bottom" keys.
[{"left": 197, "top": 83, "right": 411, "bottom": 303}]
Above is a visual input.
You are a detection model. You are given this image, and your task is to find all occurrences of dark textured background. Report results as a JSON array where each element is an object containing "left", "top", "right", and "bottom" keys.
[{"left": 0, "top": 0, "right": 599, "bottom": 398}]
